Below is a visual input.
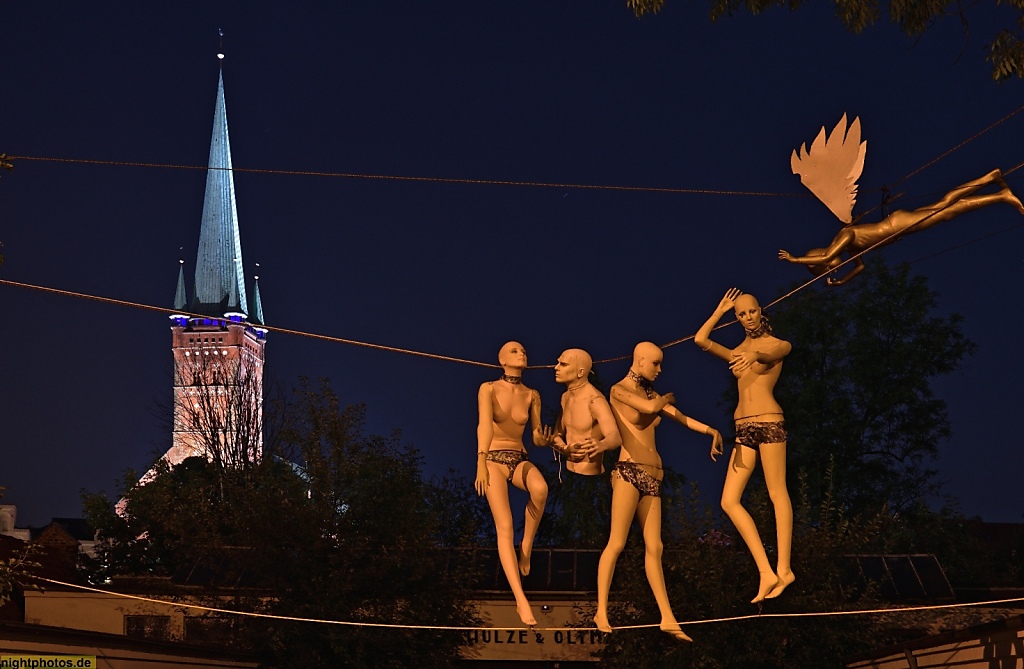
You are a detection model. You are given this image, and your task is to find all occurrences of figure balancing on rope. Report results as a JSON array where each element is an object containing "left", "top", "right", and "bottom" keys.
[{"left": 779, "top": 115, "right": 1024, "bottom": 285}]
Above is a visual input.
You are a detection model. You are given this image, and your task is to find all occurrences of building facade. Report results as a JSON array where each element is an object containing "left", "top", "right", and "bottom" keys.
[{"left": 163, "top": 67, "right": 267, "bottom": 472}]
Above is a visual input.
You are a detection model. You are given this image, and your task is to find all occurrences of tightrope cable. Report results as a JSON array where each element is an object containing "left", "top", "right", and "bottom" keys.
[
  {"left": 26, "top": 576, "right": 1024, "bottom": 632},
  {"left": 5, "top": 155, "right": 805, "bottom": 198}
]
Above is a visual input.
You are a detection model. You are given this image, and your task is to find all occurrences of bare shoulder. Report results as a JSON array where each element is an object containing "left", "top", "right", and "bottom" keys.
[
  {"left": 477, "top": 381, "right": 494, "bottom": 397},
  {"left": 609, "top": 382, "right": 631, "bottom": 401}
]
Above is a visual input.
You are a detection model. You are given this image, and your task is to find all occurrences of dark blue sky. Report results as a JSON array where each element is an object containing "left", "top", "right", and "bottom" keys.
[{"left": 1, "top": 2, "right": 1021, "bottom": 527}]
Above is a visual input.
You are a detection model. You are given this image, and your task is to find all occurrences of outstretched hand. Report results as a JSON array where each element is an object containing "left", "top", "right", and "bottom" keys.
[
  {"left": 778, "top": 249, "right": 794, "bottom": 262},
  {"left": 655, "top": 392, "right": 677, "bottom": 412},
  {"left": 716, "top": 287, "right": 742, "bottom": 314},
  {"left": 708, "top": 430, "right": 724, "bottom": 461},
  {"left": 533, "top": 425, "right": 554, "bottom": 447}
]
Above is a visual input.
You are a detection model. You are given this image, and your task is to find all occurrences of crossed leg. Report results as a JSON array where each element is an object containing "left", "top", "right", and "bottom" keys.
[
  {"left": 512, "top": 461, "right": 548, "bottom": 577},
  {"left": 484, "top": 460, "right": 545, "bottom": 626}
]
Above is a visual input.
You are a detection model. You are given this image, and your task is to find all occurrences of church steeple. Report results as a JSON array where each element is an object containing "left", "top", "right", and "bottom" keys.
[
  {"left": 192, "top": 70, "right": 249, "bottom": 318},
  {"left": 159, "top": 60, "right": 267, "bottom": 474}
]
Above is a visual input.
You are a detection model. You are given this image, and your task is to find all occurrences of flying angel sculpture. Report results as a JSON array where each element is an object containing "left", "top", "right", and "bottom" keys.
[{"left": 779, "top": 115, "right": 1024, "bottom": 285}]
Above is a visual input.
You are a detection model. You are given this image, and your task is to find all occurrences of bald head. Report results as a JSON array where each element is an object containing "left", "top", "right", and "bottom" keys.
[
  {"left": 633, "top": 341, "right": 662, "bottom": 365},
  {"left": 498, "top": 341, "right": 527, "bottom": 369},
  {"left": 565, "top": 348, "right": 592, "bottom": 375},
  {"left": 631, "top": 341, "right": 664, "bottom": 382},
  {"left": 734, "top": 293, "right": 760, "bottom": 312},
  {"left": 555, "top": 348, "right": 592, "bottom": 385}
]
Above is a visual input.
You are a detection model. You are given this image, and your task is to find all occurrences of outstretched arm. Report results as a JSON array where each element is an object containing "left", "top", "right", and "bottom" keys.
[
  {"left": 780, "top": 229, "right": 855, "bottom": 266},
  {"left": 551, "top": 400, "right": 571, "bottom": 455},
  {"left": 610, "top": 384, "right": 674, "bottom": 416},
  {"left": 694, "top": 289, "right": 739, "bottom": 362},
  {"left": 663, "top": 405, "right": 724, "bottom": 461},
  {"left": 529, "top": 388, "right": 553, "bottom": 447}
]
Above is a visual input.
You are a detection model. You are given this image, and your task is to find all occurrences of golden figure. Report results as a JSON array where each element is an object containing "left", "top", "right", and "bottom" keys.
[
  {"left": 475, "top": 341, "right": 553, "bottom": 626},
  {"left": 695, "top": 290, "right": 794, "bottom": 603},
  {"left": 594, "top": 342, "right": 723, "bottom": 641},
  {"left": 551, "top": 348, "right": 621, "bottom": 476},
  {"left": 780, "top": 116, "right": 1024, "bottom": 285}
]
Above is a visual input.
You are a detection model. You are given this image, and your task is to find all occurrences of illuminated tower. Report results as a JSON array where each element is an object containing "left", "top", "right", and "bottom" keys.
[{"left": 165, "top": 65, "right": 267, "bottom": 469}]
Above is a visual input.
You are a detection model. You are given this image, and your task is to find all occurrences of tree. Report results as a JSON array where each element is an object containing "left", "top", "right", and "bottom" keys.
[
  {"left": 595, "top": 471, "right": 896, "bottom": 668},
  {"left": 627, "top": 0, "right": 1024, "bottom": 81},
  {"left": 764, "top": 260, "right": 975, "bottom": 516},
  {"left": 85, "top": 380, "right": 479, "bottom": 668},
  {"left": 0, "top": 487, "right": 41, "bottom": 611}
]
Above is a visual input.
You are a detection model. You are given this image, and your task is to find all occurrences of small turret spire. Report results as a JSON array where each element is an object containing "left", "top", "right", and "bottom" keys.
[
  {"left": 173, "top": 259, "right": 187, "bottom": 311},
  {"left": 252, "top": 264, "right": 265, "bottom": 326}
]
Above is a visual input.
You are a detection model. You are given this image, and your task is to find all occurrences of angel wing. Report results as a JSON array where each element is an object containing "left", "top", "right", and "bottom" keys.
[{"left": 791, "top": 114, "right": 867, "bottom": 225}]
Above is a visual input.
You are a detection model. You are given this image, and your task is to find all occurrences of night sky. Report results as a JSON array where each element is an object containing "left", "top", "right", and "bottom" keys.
[{"left": 1, "top": 2, "right": 1022, "bottom": 528}]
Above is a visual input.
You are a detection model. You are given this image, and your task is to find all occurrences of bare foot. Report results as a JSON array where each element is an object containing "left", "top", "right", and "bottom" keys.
[
  {"left": 765, "top": 570, "right": 795, "bottom": 599},
  {"left": 660, "top": 621, "right": 693, "bottom": 642},
  {"left": 518, "top": 545, "right": 532, "bottom": 577},
  {"left": 751, "top": 571, "right": 779, "bottom": 604},
  {"left": 594, "top": 611, "right": 612, "bottom": 633},
  {"left": 1002, "top": 188, "right": 1024, "bottom": 215},
  {"left": 516, "top": 601, "right": 537, "bottom": 626}
]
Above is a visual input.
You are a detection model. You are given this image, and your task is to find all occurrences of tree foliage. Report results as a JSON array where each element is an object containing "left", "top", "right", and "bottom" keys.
[
  {"left": 84, "top": 379, "right": 480, "bottom": 669},
  {"left": 0, "top": 487, "right": 39, "bottom": 608},
  {"left": 627, "top": 0, "right": 1024, "bottom": 81},
  {"left": 766, "top": 261, "right": 974, "bottom": 516},
  {"left": 596, "top": 472, "right": 896, "bottom": 668}
]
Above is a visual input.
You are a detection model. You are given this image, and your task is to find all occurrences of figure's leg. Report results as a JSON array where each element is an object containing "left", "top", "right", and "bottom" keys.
[
  {"left": 484, "top": 462, "right": 535, "bottom": 626},
  {"left": 595, "top": 474, "right": 638, "bottom": 633},
  {"left": 721, "top": 445, "right": 777, "bottom": 603},
  {"left": 513, "top": 462, "right": 548, "bottom": 576},
  {"left": 759, "top": 441, "right": 795, "bottom": 599},
  {"left": 901, "top": 169, "right": 1024, "bottom": 232},
  {"left": 635, "top": 495, "right": 692, "bottom": 642}
]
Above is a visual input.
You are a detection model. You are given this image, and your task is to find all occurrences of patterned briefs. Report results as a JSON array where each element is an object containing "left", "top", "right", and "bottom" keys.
[
  {"left": 486, "top": 450, "right": 528, "bottom": 482},
  {"left": 734, "top": 421, "right": 787, "bottom": 452},
  {"left": 611, "top": 461, "right": 661, "bottom": 498}
]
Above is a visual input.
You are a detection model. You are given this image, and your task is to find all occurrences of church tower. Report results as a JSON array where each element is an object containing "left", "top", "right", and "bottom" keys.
[{"left": 165, "top": 64, "right": 267, "bottom": 470}]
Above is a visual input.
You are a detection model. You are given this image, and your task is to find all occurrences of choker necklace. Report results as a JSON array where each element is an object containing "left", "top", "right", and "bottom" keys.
[
  {"left": 745, "top": 316, "right": 774, "bottom": 339},
  {"left": 567, "top": 379, "right": 588, "bottom": 392},
  {"left": 627, "top": 370, "right": 655, "bottom": 399},
  {"left": 500, "top": 373, "right": 522, "bottom": 384}
]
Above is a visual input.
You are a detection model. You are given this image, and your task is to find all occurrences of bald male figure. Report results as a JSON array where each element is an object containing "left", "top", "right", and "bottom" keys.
[{"left": 552, "top": 348, "right": 621, "bottom": 476}]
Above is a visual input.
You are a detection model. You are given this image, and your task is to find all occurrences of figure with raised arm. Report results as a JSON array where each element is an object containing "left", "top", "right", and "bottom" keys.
[
  {"left": 475, "top": 341, "right": 553, "bottom": 626},
  {"left": 594, "top": 342, "right": 723, "bottom": 641},
  {"left": 779, "top": 116, "right": 1024, "bottom": 285},
  {"left": 695, "top": 289, "right": 795, "bottom": 603},
  {"left": 552, "top": 348, "right": 621, "bottom": 476}
]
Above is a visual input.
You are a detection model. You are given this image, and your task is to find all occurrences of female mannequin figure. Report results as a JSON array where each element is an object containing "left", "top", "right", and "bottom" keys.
[
  {"left": 695, "top": 289, "right": 795, "bottom": 603},
  {"left": 594, "top": 342, "right": 722, "bottom": 641},
  {"left": 475, "top": 341, "right": 552, "bottom": 626}
]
